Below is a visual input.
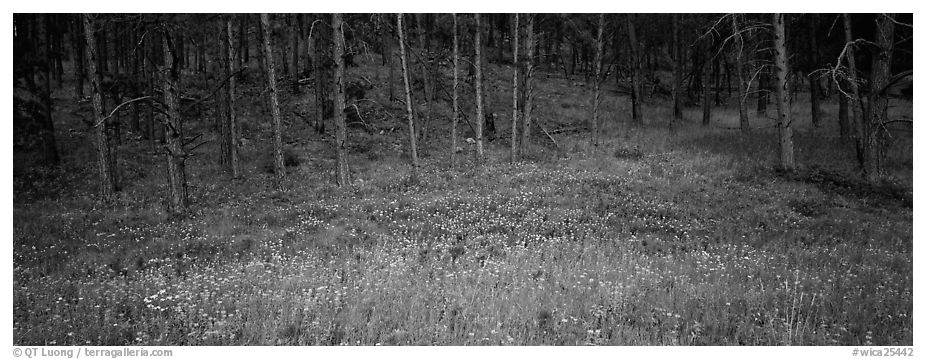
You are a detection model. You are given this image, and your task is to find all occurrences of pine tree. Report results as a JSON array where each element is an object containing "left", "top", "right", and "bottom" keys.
[
  {"left": 397, "top": 13, "right": 420, "bottom": 179},
  {"left": 260, "top": 13, "right": 286, "bottom": 190},
  {"left": 773, "top": 13, "right": 795, "bottom": 171}
]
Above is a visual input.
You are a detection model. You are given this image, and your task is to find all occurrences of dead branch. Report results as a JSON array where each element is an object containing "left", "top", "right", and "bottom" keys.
[
  {"left": 535, "top": 120, "right": 560, "bottom": 151},
  {"left": 94, "top": 96, "right": 154, "bottom": 127},
  {"left": 184, "top": 139, "right": 211, "bottom": 157},
  {"left": 882, "top": 14, "right": 913, "bottom": 28},
  {"left": 182, "top": 132, "right": 204, "bottom": 147},
  {"left": 348, "top": 103, "right": 371, "bottom": 130},
  {"left": 181, "top": 66, "right": 249, "bottom": 112}
]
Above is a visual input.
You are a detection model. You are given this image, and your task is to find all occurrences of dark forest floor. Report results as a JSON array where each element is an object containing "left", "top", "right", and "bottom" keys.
[{"left": 13, "top": 55, "right": 913, "bottom": 345}]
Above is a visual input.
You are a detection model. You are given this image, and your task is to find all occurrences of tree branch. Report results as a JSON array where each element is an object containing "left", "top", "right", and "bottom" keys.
[
  {"left": 94, "top": 96, "right": 153, "bottom": 127},
  {"left": 882, "top": 14, "right": 913, "bottom": 28},
  {"left": 185, "top": 139, "right": 211, "bottom": 156},
  {"left": 181, "top": 66, "right": 249, "bottom": 113}
]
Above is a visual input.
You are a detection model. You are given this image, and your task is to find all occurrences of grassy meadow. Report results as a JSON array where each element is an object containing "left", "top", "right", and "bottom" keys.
[{"left": 12, "top": 55, "right": 913, "bottom": 346}]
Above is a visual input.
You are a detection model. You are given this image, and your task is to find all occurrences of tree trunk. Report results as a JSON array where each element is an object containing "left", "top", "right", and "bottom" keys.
[
  {"left": 382, "top": 15, "right": 395, "bottom": 101},
  {"left": 97, "top": 23, "right": 121, "bottom": 150},
  {"left": 451, "top": 13, "right": 460, "bottom": 168},
  {"left": 290, "top": 14, "right": 301, "bottom": 94},
  {"left": 480, "top": 33, "right": 492, "bottom": 143},
  {"left": 474, "top": 14, "right": 486, "bottom": 164},
  {"left": 218, "top": 21, "right": 230, "bottom": 166},
  {"left": 56, "top": 16, "right": 64, "bottom": 87},
  {"left": 313, "top": 16, "right": 331, "bottom": 134},
  {"left": 863, "top": 13, "right": 895, "bottom": 181},
  {"left": 114, "top": 21, "right": 123, "bottom": 74},
  {"left": 627, "top": 14, "right": 643, "bottom": 121},
  {"left": 260, "top": 14, "right": 286, "bottom": 190},
  {"left": 298, "top": 14, "right": 306, "bottom": 73},
  {"left": 591, "top": 13, "right": 604, "bottom": 147},
  {"left": 239, "top": 15, "right": 249, "bottom": 67},
  {"left": 50, "top": 15, "right": 63, "bottom": 87},
  {"left": 733, "top": 14, "right": 750, "bottom": 133},
  {"left": 701, "top": 48, "right": 712, "bottom": 127},
  {"left": 415, "top": 14, "right": 433, "bottom": 142},
  {"left": 554, "top": 20, "right": 567, "bottom": 77},
  {"left": 520, "top": 15, "right": 535, "bottom": 157},
  {"left": 672, "top": 14, "right": 683, "bottom": 122},
  {"left": 82, "top": 15, "right": 115, "bottom": 198},
  {"left": 757, "top": 72, "right": 768, "bottom": 116},
  {"left": 129, "top": 27, "right": 141, "bottom": 135},
  {"left": 199, "top": 32, "right": 208, "bottom": 74},
  {"left": 177, "top": 33, "right": 186, "bottom": 70},
  {"left": 332, "top": 13, "right": 351, "bottom": 187},
  {"left": 582, "top": 43, "right": 590, "bottom": 84},
  {"left": 713, "top": 55, "right": 722, "bottom": 106},
  {"left": 146, "top": 35, "right": 159, "bottom": 144},
  {"left": 72, "top": 15, "right": 85, "bottom": 99},
  {"left": 225, "top": 18, "right": 241, "bottom": 178},
  {"left": 842, "top": 14, "right": 864, "bottom": 171},
  {"left": 256, "top": 17, "right": 267, "bottom": 79},
  {"left": 809, "top": 13, "right": 822, "bottom": 128},
  {"left": 41, "top": 14, "right": 59, "bottom": 165},
  {"left": 510, "top": 13, "right": 520, "bottom": 162},
  {"left": 570, "top": 40, "right": 577, "bottom": 76},
  {"left": 98, "top": 23, "right": 107, "bottom": 74},
  {"left": 398, "top": 14, "right": 420, "bottom": 179},
  {"left": 838, "top": 92, "right": 850, "bottom": 141},
  {"left": 723, "top": 54, "right": 732, "bottom": 99},
  {"left": 773, "top": 13, "right": 795, "bottom": 171},
  {"left": 161, "top": 30, "right": 189, "bottom": 212},
  {"left": 191, "top": 33, "right": 199, "bottom": 73},
  {"left": 495, "top": 14, "right": 505, "bottom": 64}
]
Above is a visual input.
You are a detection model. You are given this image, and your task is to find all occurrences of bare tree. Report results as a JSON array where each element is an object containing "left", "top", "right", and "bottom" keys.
[
  {"left": 289, "top": 14, "right": 300, "bottom": 93},
  {"left": 591, "top": 13, "right": 604, "bottom": 147},
  {"left": 520, "top": 14, "right": 535, "bottom": 157},
  {"left": 701, "top": 45, "right": 713, "bottom": 127},
  {"left": 312, "top": 14, "right": 332, "bottom": 134},
  {"left": 627, "top": 14, "right": 643, "bottom": 121},
  {"left": 226, "top": 18, "right": 240, "bottom": 178},
  {"left": 217, "top": 20, "right": 230, "bottom": 170},
  {"left": 773, "top": 13, "right": 795, "bottom": 171},
  {"left": 332, "top": 13, "right": 351, "bottom": 186},
  {"left": 838, "top": 90, "right": 850, "bottom": 141},
  {"left": 398, "top": 13, "right": 420, "bottom": 178},
  {"left": 510, "top": 13, "right": 520, "bottom": 162},
  {"left": 415, "top": 14, "right": 434, "bottom": 142},
  {"left": 809, "top": 13, "right": 822, "bottom": 128},
  {"left": 451, "top": 13, "right": 460, "bottom": 167},
  {"left": 260, "top": 14, "right": 286, "bottom": 189},
  {"left": 474, "top": 14, "right": 485, "bottom": 164},
  {"left": 672, "top": 14, "right": 683, "bottom": 123},
  {"left": 160, "top": 26, "right": 189, "bottom": 211},
  {"left": 239, "top": 15, "right": 249, "bottom": 68},
  {"left": 71, "top": 15, "right": 86, "bottom": 100},
  {"left": 756, "top": 70, "right": 769, "bottom": 116},
  {"left": 380, "top": 15, "right": 396, "bottom": 102},
  {"left": 732, "top": 14, "right": 750, "bottom": 133},
  {"left": 842, "top": 14, "right": 863, "bottom": 146},
  {"left": 861, "top": 13, "right": 896, "bottom": 181},
  {"left": 129, "top": 26, "right": 141, "bottom": 136},
  {"left": 39, "top": 15, "right": 59, "bottom": 165},
  {"left": 82, "top": 14, "right": 116, "bottom": 198}
]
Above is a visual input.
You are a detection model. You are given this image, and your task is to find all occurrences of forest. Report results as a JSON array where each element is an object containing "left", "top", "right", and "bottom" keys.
[{"left": 13, "top": 13, "right": 913, "bottom": 346}]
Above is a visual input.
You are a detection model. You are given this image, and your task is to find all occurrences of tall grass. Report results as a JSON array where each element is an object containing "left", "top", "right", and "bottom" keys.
[{"left": 13, "top": 54, "right": 912, "bottom": 346}]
